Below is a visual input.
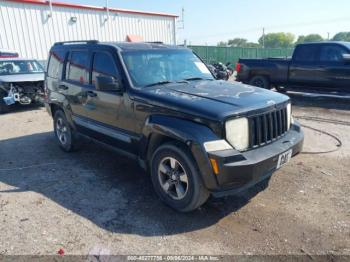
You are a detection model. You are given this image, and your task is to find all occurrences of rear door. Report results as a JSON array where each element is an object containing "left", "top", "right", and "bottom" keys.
[
  {"left": 289, "top": 44, "right": 321, "bottom": 87},
  {"left": 317, "top": 44, "right": 350, "bottom": 89},
  {"left": 62, "top": 49, "right": 93, "bottom": 119}
]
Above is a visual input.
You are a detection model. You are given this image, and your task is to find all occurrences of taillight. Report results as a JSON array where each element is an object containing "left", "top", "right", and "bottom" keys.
[{"left": 235, "top": 63, "right": 241, "bottom": 73}]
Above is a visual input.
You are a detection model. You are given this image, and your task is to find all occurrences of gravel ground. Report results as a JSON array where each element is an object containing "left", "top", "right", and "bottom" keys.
[{"left": 0, "top": 96, "right": 349, "bottom": 257}]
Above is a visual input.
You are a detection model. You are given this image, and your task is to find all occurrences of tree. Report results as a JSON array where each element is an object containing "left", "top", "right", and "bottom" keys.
[
  {"left": 245, "top": 42, "right": 261, "bottom": 48},
  {"left": 227, "top": 38, "right": 248, "bottom": 47},
  {"left": 258, "top": 32, "right": 295, "bottom": 48},
  {"left": 295, "top": 34, "right": 323, "bottom": 45},
  {"left": 332, "top": 32, "right": 350, "bottom": 42},
  {"left": 227, "top": 38, "right": 260, "bottom": 48},
  {"left": 217, "top": 41, "right": 227, "bottom": 47}
]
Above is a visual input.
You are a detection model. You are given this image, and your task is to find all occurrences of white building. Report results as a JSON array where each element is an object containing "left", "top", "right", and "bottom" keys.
[{"left": 0, "top": 0, "right": 178, "bottom": 60}]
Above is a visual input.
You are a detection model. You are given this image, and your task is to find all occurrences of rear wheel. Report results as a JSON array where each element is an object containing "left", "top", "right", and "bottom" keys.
[
  {"left": 150, "top": 142, "right": 209, "bottom": 212},
  {"left": 53, "top": 110, "right": 81, "bottom": 152},
  {"left": 249, "top": 75, "right": 270, "bottom": 89}
]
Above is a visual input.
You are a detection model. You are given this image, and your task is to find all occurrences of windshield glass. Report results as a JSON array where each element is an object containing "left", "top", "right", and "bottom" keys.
[
  {"left": 122, "top": 49, "right": 214, "bottom": 87},
  {"left": 0, "top": 60, "right": 44, "bottom": 75}
]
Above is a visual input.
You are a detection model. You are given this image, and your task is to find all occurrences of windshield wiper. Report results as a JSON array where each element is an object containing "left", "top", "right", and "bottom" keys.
[
  {"left": 144, "top": 80, "right": 174, "bottom": 88},
  {"left": 183, "top": 77, "right": 213, "bottom": 81}
]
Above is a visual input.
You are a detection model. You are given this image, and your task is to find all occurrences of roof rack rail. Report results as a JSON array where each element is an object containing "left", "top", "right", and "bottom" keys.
[
  {"left": 54, "top": 40, "right": 99, "bottom": 46},
  {"left": 146, "top": 41, "right": 164, "bottom": 44}
]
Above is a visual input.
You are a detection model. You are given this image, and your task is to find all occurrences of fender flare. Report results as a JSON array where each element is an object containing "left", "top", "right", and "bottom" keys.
[
  {"left": 48, "top": 95, "right": 75, "bottom": 128},
  {"left": 140, "top": 114, "right": 221, "bottom": 190}
]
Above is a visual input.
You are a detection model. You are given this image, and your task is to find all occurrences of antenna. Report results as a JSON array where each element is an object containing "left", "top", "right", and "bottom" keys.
[{"left": 262, "top": 27, "right": 265, "bottom": 48}]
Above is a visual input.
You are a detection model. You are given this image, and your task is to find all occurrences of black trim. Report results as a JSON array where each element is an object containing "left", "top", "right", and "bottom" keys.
[{"left": 72, "top": 114, "right": 137, "bottom": 143}]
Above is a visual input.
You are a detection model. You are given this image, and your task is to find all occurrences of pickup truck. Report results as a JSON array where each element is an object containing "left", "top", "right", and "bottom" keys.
[
  {"left": 45, "top": 41, "right": 304, "bottom": 212},
  {"left": 236, "top": 41, "right": 350, "bottom": 91}
]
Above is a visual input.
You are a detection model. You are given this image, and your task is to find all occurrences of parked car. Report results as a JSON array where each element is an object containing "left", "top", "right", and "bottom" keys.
[
  {"left": 0, "top": 49, "right": 19, "bottom": 58},
  {"left": 0, "top": 58, "right": 45, "bottom": 113},
  {"left": 236, "top": 41, "right": 350, "bottom": 91},
  {"left": 45, "top": 40, "right": 304, "bottom": 212}
]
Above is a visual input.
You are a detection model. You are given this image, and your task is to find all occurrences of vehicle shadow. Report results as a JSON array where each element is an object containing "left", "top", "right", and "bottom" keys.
[{"left": 0, "top": 132, "right": 270, "bottom": 236}]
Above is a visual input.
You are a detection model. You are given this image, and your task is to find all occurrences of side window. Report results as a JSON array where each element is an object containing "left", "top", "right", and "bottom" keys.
[
  {"left": 293, "top": 45, "right": 318, "bottom": 62},
  {"left": 92, "top": 52, "right": 119, "bottom": 84},
  {"left": 319, "top": 45, "right": 347, "bottom": 62},
  {"left": 67, "top": 51, "right": 90, "bottom": 84},
  {"left": 47, "top": 50, "right": 65, "bottom": 79}
]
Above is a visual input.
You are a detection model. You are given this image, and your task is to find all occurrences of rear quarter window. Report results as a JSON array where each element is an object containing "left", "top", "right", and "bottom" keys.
[{"left": 47, "top": 49, "right": 66, "bottom": 79}]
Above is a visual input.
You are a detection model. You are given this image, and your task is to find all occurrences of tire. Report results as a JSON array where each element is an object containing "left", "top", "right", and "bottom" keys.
[
  {"left": 150, "top": 142, "right": 210, "bottom": 212},
  {"left": 0, "top": 94, "right": 10, "bottom": 114},
  {"left": 53, "top": 110, "right": 81, "bottom": 152},
  {"left": 249, "top": 75, "right": 270, "bottom": 89}
]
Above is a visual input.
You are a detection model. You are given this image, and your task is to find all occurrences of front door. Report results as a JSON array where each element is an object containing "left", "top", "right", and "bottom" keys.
[
  {"left": 317, "top": 44, "right": 350, "bottom": 89},
  {"left": 74, "top": 50, "right": 137, "bottom": 154},
  {"left": 289, "top": 44, "right": 322, "bottom": 87}
]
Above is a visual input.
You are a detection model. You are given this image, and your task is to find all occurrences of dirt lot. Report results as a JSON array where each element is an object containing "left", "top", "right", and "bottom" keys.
[{"left": 0, "top": 95, "right": 349, "bottom": 257}]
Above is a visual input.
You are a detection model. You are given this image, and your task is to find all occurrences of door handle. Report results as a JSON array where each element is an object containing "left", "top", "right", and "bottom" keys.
[
  {"left": 58, "top": 84, "right": 68, "bottom": 90},
  {"left": 87, "top": 91, "right": 97, "bottom": 97}
]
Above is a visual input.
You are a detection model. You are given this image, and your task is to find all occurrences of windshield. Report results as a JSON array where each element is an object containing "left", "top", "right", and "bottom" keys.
[
  {"left": 0, "top": 60, "right": 44, "bottom": 75},
  {"left": 122, "top": 49, "right": 214, "bottom": 87}
]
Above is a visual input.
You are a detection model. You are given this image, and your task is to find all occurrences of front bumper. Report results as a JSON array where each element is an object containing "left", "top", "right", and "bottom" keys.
[
  {"left": 44, "top": 102, "right": 52, "bottom": 116},
  {"left": 207, "top": 123, "right": 304, "bottom": 197}
]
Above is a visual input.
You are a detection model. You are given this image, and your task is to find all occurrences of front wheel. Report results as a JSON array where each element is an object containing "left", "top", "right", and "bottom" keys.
[
  {"left": 249, "top": 75, "right": 270, "bottom": 89},
  {"left": 150, "top": 142, "right": 209, "bottom": 212},
  {"left": 0, "top": 95, "right": 10, "bottom": 114}
]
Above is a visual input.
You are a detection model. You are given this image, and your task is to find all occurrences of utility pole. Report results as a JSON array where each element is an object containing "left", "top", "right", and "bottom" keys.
[
  {"left": 262, "top": 28, "right": 265, "bottom": 48},
  {"left": 327, "top": 32, "right": 330, "bottom": 40},
  {"left": 177, "top": 7, "right": 185, "bottom": 46},
  {"left": 48, "top": 0, "right": 53, "bottom": 18},
  {"left": 178, "top": 7, "right": 185, "bottom": 29},
  {"left": 105, "top": 0, "right": 109, "bottom": 21}
]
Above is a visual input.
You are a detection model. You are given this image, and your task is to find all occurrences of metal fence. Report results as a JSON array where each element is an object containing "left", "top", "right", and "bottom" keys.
[{"left": 189, "top": 46, "right": 294, "bottom": 64}]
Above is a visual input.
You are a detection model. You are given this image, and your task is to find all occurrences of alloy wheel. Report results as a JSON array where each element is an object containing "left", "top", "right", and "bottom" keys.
[
  {"left": 56, "top": 117, "right": 68, "bottom": 145},
  {"left": 158, "top": 157, "right": 189, "bottom": 200}
]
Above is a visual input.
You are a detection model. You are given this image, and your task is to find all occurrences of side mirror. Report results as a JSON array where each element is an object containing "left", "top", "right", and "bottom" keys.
[
  {"left": 96, "top": 76, "right": 123, "bottom": 92},
  {"left": 342, "top": 54, "right": 350, "bottom": 63}
]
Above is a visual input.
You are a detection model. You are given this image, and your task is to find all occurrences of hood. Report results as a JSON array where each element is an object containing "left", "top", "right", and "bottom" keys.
[
  {"left": 0, "top": 73, "right": 44, "bottom": 83},
  {"left": 138, "top": 80, "right": 289, "bottom": 121}
]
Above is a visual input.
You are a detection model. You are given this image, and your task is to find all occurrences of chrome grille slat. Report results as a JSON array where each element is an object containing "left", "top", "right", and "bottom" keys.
[{"left": 249, "top": 106, "right": 289, "bottom": 149}]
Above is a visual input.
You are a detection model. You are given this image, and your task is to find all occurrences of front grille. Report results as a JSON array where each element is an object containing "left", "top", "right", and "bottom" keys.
[{"left": 249, "top": 107, "right": 289, "bottom": 148}]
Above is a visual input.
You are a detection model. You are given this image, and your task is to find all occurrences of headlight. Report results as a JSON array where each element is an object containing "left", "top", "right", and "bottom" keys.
[
  {"left": 287, "top": 103, "right": 292, "bottom": 129},
  {"left": 225, "top": 117, "right": 249, "bottom": 151}
]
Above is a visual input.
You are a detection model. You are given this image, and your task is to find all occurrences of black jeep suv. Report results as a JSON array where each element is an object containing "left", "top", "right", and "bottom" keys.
[{"left": 45, "top": 40, "right": 304, "bottom": 212}]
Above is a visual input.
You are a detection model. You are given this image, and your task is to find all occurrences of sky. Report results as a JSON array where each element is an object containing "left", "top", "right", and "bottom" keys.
[{"left": 62, "top": 0, "right": 350, "bottom": 45}]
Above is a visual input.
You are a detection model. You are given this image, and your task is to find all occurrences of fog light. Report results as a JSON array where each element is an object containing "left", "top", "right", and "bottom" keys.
[{"left": 209, "top": 158, "right": 219, "bottom": 175}]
